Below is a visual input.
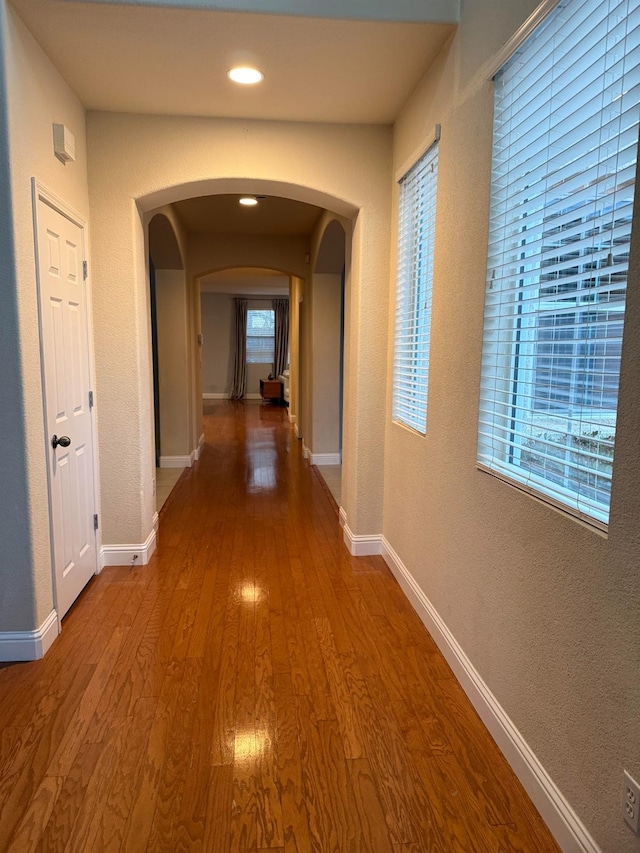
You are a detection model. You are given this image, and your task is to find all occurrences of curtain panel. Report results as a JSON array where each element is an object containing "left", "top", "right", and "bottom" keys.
[
  {"left": 273, "top": 298, "right": 289, "bottom": 378},
  {"left": 230, "top": 298, "right": 248, "bottom": 399}
]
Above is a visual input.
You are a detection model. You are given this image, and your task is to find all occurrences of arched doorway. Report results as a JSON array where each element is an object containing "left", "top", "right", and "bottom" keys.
[
  {"left": 147, "top": 191, "right": 353, "bottom": 477},
  {"left": 90, "top": 148, "right": 390, "bottom": 559}
]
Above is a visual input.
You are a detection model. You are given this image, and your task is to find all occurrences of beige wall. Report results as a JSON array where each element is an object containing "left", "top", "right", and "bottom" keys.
[
  {"left": 155, "top": 269, "right": 190, "bottom": 459},
  {"left": 147, "top": 209, "right": 193, "bottom": 467},
  {"left": 385, "top": 1, "right": 640, "bottom": 850},
  {"left": 308, "top": 215, "right": 347, "bottom": 459},
  {"left": 189, "top": 233, "right": 309, "bottom": 281},
  {"left": 201, "top": 293, "right": 233, "bottom": 396},
  {"left": 310, "top": 274, "right": 342, "bottom": 455},
  {"left": 87, "top": 113, "right": 392, "bottom": 548},
  {"left": 0, "top": 3, "right": 90, "bottom": 630}
]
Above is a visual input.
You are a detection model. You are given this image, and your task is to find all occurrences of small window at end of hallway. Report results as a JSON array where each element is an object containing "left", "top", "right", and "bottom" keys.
[
  {"left": 246, "top": 309, "right": 275, "bottom": 364},
  {"left": 392, "top": 137, "right": 439, "bottom": 435},
  {"left": 477, "top": 0, "right": 640, "bottom": 529}
]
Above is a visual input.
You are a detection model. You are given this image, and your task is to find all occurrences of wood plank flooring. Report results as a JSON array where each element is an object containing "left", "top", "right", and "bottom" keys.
[{"left": 0, "top": 401, "right": 561, "bottom": 852}]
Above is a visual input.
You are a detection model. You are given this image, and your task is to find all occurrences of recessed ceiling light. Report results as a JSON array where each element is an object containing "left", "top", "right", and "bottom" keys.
[
  {"left": 239, "top": 197, "right": 258, "bottom": 206},
  {"left": 228, "top": 67, "right": 264, "bottom": 85}
]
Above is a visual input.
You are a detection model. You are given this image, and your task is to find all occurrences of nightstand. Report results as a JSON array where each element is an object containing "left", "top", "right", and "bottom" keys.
[{"left": 259, "top": 379, "right": 283, "bottom": 403}]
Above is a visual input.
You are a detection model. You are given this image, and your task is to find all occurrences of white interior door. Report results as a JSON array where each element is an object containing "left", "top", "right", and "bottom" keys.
[{"left": 35, "top": 190, "right": 97, "bottom": 619}]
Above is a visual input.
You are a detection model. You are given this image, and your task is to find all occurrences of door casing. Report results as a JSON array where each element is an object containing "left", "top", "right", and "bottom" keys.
[{"left": 32, "top": 179, "right": 102, "bottom": 625}]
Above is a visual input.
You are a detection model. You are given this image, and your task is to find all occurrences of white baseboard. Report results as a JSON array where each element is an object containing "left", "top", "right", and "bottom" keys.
[
  {"left": 202, "top": 392, "right": 261, "bottom": 402},
  {"left": 342, "top": 523, "right": 383, "bottom": 556},
  {"left": 288, "top": 412, "right": 296, "bottom": 423},
  {"left": 310, "top": 452, "right": 341, "bottom": 465},
  {"left": 100, "top": 526, "right": 157, "bottom": 568},
  {"left": 200, "top": 392, "right": 267, "bottom": 403},
  {"left": 380, "top": 536, "right": 600, "bottom": 853},
  {"left": 302, "top": 442, "right": 311, "bottom": 460},
  {"left": 194, "top": 433, "right": 205, "bottom": 460},
  {"left": 294, "top": 423, "right": 300, "bottom": 438},
  {"left": 152, "top": 511, "right": 159, "bottom": 531},
  {"left": 159, "top": 455, "right": 191, "bottom": 468},
  {"left": 0, "top": 610, "right": 59, "bottom": 662},
  {"left": 339, "top": 507, "right": 347, "bottom": 528}
]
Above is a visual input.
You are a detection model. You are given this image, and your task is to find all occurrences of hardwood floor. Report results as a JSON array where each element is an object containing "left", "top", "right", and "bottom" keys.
[{"left": 0, "top": 401, "right": 561, "bottom": 852}]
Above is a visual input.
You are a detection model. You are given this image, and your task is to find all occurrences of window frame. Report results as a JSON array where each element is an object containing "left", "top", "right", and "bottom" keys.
[
  {"left": 391, "top": 130, "right": 440, "bottom": 436},
  {"left": 476, "top": 0, "right": 640, "bottom": 531},
  {"left": 246, "top": 308, "right": 276, "bottom": 365}
]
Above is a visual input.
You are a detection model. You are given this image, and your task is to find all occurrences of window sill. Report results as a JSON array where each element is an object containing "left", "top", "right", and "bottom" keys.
[{"left": 476, "top": 462, "right": 609, "bottom": 537}]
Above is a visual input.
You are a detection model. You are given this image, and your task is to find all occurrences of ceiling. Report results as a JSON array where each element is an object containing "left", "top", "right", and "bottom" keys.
[
  {"left": 9, "top": 0, "right": 455, "bottom": 295},
  {"left": 173, "top": 194, "right": 323, "bottom": 235},
  {"left": 10, "top": 0, "right": 455, "bottom": 124}
]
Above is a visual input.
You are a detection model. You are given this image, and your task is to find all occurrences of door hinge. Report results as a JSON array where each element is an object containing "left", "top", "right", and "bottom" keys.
[
  {"left": 83, "top": 260, "right": 88, "bottom": 280},
  {"left": 89, "top": 390, "right": 94, "bottom": 409},
  {"left": 94, "top": 514, "right": 99, "bottom": 531}
]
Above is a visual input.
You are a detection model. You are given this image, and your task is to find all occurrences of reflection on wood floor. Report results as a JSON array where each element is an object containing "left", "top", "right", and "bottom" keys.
[{"left": 0, "top": 400, "right": 560, "bottom": 851}]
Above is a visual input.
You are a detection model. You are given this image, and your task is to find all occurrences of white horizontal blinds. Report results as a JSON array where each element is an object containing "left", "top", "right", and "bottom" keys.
[
  {"left": 246, "top": 309, "right": 275, "bottom": 363},
  {"left": 478, "top": 0, "right": 640, "bottom": 527},
  {"left": 392, "top": 141, "right": 439, "bottom": 434}
]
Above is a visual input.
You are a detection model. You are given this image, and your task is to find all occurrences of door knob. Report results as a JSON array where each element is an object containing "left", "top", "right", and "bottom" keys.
[{"left": 51, "top": 435, "right": 71, "bottom": 449}]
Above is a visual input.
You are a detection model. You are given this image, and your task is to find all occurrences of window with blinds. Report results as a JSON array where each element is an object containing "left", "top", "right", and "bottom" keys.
[
  {"left": 392, "top": 140, "right": 439, "bottom": 434},
  {"left": 246, "top": 309, "right": 275, "bottom": 364},
  {"left": 478, "top": 0, "right": 640, "bottom": 528}
]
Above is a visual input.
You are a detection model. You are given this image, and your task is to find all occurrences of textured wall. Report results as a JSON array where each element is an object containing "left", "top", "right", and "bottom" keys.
[
  {"left": 385, "top": 1, "right": 640, "bottom": 850},
  {"left": 311, "top": 274, "right": 342, "bottom": 455},
  {"left": 155, "top": 269, "right": 190, "bottom": 457},
  {"left": 148, "top": 209, "right": 191, "bottom": 467},
  {"left": 87, "top": 113, "right": 392, "bottom": 545},
  {"left": 310, "top": 217, "right": 346, "bottom": 457},
  {"left": 201, "top": 293, "right": 232, "bottom": 395},
  {"left": 189, "top": 233, "right": 309, "bottom": 280},
  {"left": 1, "top": 3, "right": 90, "bottom": 630}
]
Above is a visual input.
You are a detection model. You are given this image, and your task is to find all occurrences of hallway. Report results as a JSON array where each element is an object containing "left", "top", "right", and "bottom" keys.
[{"left": 0, "top": 402, "right": 559, "bottom": 851}]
